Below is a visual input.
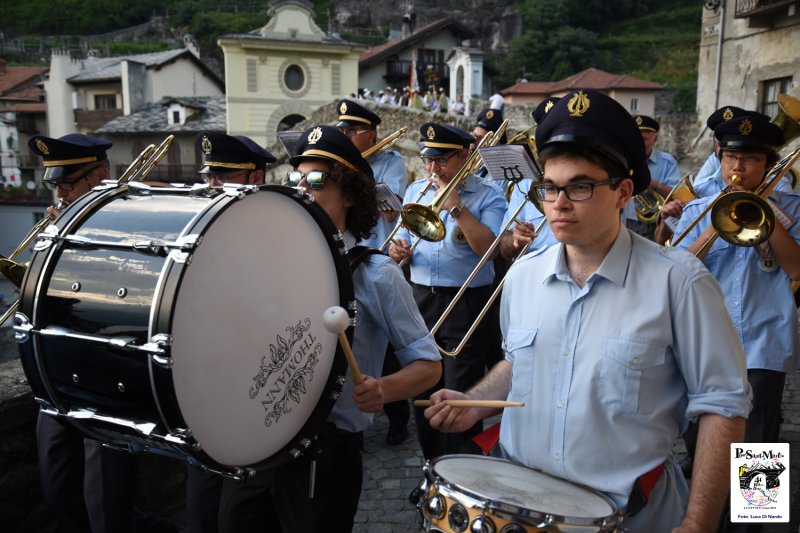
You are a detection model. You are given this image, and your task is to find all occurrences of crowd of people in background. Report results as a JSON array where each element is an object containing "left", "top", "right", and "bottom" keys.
[{"left": 349, "top": 85, "right": 477, "bottom": 115}]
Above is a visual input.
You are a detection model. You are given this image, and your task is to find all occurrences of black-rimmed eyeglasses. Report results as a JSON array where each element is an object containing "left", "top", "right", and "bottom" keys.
[{"left": 533, "top": 178, "right": 621, "bottom": 202}]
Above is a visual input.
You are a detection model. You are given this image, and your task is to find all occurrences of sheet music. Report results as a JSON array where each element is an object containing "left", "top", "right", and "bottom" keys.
[
  {"left": 477, "top": 144, "right": 542, "bottom": 182},
  {"left": 376, "top": 182, "right": 402, "bottom": 214}
]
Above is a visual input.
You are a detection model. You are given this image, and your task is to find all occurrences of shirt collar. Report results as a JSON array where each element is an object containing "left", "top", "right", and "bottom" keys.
[
  {"left": 545, "top": 227, "right": 631, "bottom": 287},
  {"left": 342, "top": 230, "right": 357, "bottom": 250}
]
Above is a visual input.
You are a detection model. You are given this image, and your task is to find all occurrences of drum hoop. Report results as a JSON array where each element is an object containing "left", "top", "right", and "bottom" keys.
[{"left": 429, "top": 455, "right": 622, "bottom": 528}]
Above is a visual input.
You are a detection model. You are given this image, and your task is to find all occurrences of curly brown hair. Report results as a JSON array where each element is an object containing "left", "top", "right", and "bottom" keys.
[{"left": 329, "top": 161, "right": 379, "bottom": 242}]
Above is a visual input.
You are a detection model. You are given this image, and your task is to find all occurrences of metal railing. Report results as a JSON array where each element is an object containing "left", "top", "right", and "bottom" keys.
[{"left": 735, "top": 0, "right": 795, "bottom": 17}]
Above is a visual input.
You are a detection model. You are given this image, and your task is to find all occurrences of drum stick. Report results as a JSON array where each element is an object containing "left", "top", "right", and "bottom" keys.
[
  {"left": 414, "top": 400, "right": 524, "bottom": 408},
  {"left": 323, "top": 306, "right": 364, "bottom": 385}
]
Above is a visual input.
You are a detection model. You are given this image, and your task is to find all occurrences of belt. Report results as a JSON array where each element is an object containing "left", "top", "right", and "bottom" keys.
[{"left": 412, "top": 283, "right": 463, "bottom": 295}]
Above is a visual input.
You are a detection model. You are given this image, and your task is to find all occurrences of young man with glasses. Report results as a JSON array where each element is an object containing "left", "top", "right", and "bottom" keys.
[
  {"left": 423, "top": 90, "right": 751, "bottom": 532},
  {"left": 673, "top": 115, "right": 800, "bottom": 533},
  {"left": 27, "top": 134, "right": 177, "bottom": 533},
  {"left": 334, "top": 98, "right": 414, "bottom": 446},
  {"left": 219, "top": 125, "right": 440, "bottom": 533},
  {"left": 389, "top": 123, "right": 506, "bottom": 462}
]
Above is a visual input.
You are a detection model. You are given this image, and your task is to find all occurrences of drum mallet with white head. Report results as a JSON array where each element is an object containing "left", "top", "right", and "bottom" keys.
[{"left": 323, "top": 306, "right": 364, "bottom": 384}]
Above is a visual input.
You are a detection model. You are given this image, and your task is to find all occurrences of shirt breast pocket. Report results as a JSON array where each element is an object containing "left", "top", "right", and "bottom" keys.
[
  {"left": 600, "top": 336, "right": 666, "bottom": 415},
  {"left": 506, "top": 327, "right": 537, "bottom": 398}
]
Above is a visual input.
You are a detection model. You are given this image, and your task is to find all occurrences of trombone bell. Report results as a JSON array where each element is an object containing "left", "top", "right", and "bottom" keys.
[
  {"left": 711, "top": 191, "right": 775, "bottom": 247},
  {"left": 401, "top": 204, "right": 447, "bottom": 242}
]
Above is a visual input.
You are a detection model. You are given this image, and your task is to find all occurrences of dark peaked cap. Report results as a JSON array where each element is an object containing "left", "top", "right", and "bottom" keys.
[
  {"left": 29, "top": 134, "right": 112, "bottom": 180},
  {"left": 535, "top": 90, "right": 650, "bottom": 195},
  {"left": 196, "top": 131, "right": 275, "bottom": 174},
  {"left": 335, "top": 99, "right": 382, "bottom": 129},
  {"left": 706, "top": 106, "right": 770, "bottom": 131},
  {"left": 290, "top": 124, "right": 373, "bottom": 178},
  {"left": 419, "top": 123, "right": 474, "bottom": 157},
  {"left": 714, "top": 115, "right": 784, "bottom": 152}
]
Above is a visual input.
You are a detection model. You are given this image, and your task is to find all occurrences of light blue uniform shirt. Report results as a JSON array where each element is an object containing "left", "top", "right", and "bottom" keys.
[
  {"left": 361, "top": 150, "right": 408, "bottom": 250},
  {"left": 674, "top": 190, "right": 800, "bottom": 372},
  {"left": 499, "top": 229, "right": 750, "bottom": 527},
  {"left": 328, "top": 232, "right": 441, "bottom": 433},
  {"left": 694, "top": 152, "right": 720, "bottom": 185},
  {"left": 623, "top": 149, "right": 682, "bottom": 222},
  {"left": 502, "top": 178, "right": 558, "bottom": 255},
  {"left": 397, "top": 174, "right": 506, "bottom": 287}
]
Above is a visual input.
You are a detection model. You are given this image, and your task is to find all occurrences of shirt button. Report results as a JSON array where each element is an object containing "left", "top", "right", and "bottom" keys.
[
  {"left": 556, "top": 400, "right": 564, "bottom": 408},
  {"left": 552, "top": 454, "right": 561, "bottom": 462},
  {"left": 735, "top": 301, "right": 740, "bottom": 306},
  {"left": 631, "top": 357, "right": 639, "bottom": 366},
  {"left": 563, "top": 348, "right": 571, "bottom": 356}
]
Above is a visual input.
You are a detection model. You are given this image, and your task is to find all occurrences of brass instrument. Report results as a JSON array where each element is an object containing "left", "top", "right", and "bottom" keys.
[
  {"left": 430, "top": 182, "right": 547, "bottom": 357},
  {"left": 670, "top": 148, "right": 800, "bottom": 255},
  {"left": 774, "top": 93, "right": 800, "bottom": 146},
  {"left": 361, "top": 127, "right": 408, "bottom": 160},
  {"left": 468, "top": 120, "right": 510, "bottom": 174},
  {"left": 117, "top": 143, "right": 156, "bottom": 182},
  {"left": 633, "top": 188, "right": 665, "bottom": 224},
  {"left": 379, "top": 125, "right": 501, "bottom": 252},
  {"left": 662, "top": 174, "right": 697, "bottom": 205},
  {"left": 125, "top": 135, "right": 175, "bottom": 182}
]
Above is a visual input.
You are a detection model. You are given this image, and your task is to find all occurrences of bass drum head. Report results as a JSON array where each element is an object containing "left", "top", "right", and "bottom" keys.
[
  {"left": 432, "top": 455, "right": 618, "bottom": 523},
  {"left": 170, "top": 186, "right": 349, "bottom": 467}
]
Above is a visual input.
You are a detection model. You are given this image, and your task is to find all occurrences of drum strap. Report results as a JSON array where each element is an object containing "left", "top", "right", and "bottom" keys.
[
  {"left": 348, "top": 246, "right": 382, "bottom": 271},
  {"left": 626, "top": 462, "right": 666, "bottom": 517}
]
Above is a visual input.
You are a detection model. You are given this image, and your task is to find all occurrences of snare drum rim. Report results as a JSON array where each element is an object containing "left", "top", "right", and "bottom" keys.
[{"left": 428, "top": 454, "right": 622, "bottom": 529}]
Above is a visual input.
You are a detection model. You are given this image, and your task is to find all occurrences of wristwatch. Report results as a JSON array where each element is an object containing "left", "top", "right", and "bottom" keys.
[{"left": 449, "top": 204, "right": 463, "bottom": 219}]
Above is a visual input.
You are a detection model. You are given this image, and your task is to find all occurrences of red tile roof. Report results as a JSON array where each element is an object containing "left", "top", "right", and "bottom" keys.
[
  {"left": 501, "top": 68, "right": 662, "bottom": 95},
  {"left": 0, "top": 65, "right": 48, "bottom": 96}
]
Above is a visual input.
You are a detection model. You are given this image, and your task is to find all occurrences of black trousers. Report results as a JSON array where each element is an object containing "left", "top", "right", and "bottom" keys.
[
  {"left": 218, "top": 425, "right": 363, "bottom": 533},
  {"left": 36, "top": 412, "right": 176, "bottom": 533},
  {"left": 411, "top": 284, "right": 501, "bottom": 460},
  {"left": 186, "top": 466, "right": 223, "bottom": 533}
]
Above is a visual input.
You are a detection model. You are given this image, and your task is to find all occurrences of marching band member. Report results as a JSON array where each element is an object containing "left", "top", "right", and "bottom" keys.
[
  {"left": 28, "top": 134, "right": 176, "bottom": 533},
  {"left": 424, "top": 90, "right": 751, "bottom": 532},
  {"left": 334, "top": 99, "right": 412, "bottom": 445},
  {"left": 499, "top": 97, "right": 560, "bottom": 261},
  {"left": 389, "top": 123, "right": 506, "bottom": 460},
  {"left": 673, "top": 115, "right": 800, "bottom": 533},
  {"left": 219, "top": 125, "right": 440, "bottom": 532}
]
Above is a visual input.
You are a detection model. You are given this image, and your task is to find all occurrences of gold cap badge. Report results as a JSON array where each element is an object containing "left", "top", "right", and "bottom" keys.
[
  {"left": 635, "top": 116, "right": 643, "bottom": 126},
  {"left": 201, "top": 136, "right": 212, "bottom": 155},
  {"left": 544, "top": 100, "right": 554, "bottom": 114},
  {"left": 486, "top": 110, "right": 494, "bottom": 119},
  {"left": 723, "top": 107, "right": 734, "bottom": 121},
  {"left": 339, "top": 101, "right": 348, "bottom": 115},
  {"left": 567, "top": 91, "right": 590, "bottom": 118},
  {"left": 426, "top": 126, "right": 436, "bottom": 140},
  {"left": 739, "top": 119, "right": 753, "bottom": 136},
  {"left": 36, "top": 139, "right": 49, "bottom": 155},
  {"left": 308, "top": 126, "right": 323, "bottom": 145}
]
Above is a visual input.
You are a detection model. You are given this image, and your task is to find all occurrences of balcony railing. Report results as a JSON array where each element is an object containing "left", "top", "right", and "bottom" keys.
[
  {"left": 74, "top": 109, "right": 124, "bottom": 130},
  {"left": 735, "top": 0, "right": 795, "bottom": 17}
]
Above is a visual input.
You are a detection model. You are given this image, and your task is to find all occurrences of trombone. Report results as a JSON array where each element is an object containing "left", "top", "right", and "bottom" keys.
[
  {"left": 430, "top": 180, "right": 546, "bottom": 357},
  {"left": 362, "top": 127, "right": 408, "bottom": 161},
  {"left": 378, "top": 123, "right": 504, "bottom": 253},
  {"left": 669, "top": 148, "right": 800, "bottom": 255},
  {"left": 635, "top": 173, "right": 697, "bottom": 225}
]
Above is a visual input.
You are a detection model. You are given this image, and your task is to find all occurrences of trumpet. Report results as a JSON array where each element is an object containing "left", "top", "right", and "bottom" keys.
[
  {"left": 361, "top": 127, "right": 408, "bottom": 160},
  {"left": 430, "top": 181, "right": 547, "bottom": 357},
  {"left": 670, "top": 148, "right": 800, "bottom": 255}
]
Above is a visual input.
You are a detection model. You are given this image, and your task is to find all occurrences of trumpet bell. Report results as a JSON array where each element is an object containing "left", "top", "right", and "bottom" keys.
[
  {"left": 711, "top": 191, "right": 775, "bottom": 247},
  {"left": 401, "top": 204, "right": 447, "bottom": 242}
]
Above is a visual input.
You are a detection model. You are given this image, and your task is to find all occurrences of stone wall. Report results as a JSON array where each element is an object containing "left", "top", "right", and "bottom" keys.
[{"left": 264, "top": 99, "right": 706, "bottom": 184}]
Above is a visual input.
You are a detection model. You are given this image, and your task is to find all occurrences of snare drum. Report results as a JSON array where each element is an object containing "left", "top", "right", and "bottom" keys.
[
  {"left": 15, "top": 182, "right": 352, "bottom": 476},
  {"left": 417, "top": 455, "right": 622, "bottom": 533}
]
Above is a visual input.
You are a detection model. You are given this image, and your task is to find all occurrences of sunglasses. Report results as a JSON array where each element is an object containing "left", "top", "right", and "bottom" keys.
[{"left": 286, "top": 170, "right": 330, "bottom": 190}]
